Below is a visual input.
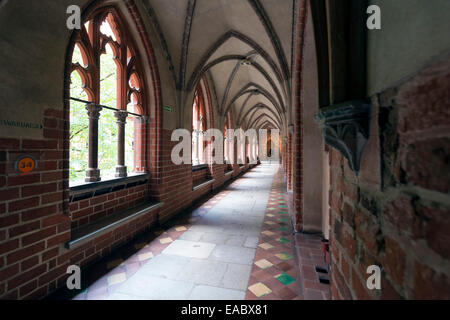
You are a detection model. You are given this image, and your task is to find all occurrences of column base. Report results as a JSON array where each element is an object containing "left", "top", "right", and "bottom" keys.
[
  {"left": 115, "top": 166, "right": 128, "bottom": 178},
  {"left": 85, "top": 169, "right": 101, "bottom": 182}
]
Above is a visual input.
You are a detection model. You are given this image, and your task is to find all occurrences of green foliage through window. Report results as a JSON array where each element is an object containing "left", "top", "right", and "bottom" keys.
[{"left": 70, "top": 43, "right": 136, "bottom": 183}]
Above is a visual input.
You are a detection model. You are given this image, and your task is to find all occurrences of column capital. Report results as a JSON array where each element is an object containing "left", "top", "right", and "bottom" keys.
[
  {"left": 114, "top": 110, "right": 128, "bottom": 124},
  {"left": 85, "top": 103, "right": 103, "bottom": 119}
]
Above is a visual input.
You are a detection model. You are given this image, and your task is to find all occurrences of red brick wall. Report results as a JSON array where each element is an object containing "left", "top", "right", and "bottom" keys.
[
  {"left": 329, "top": 58, "right": 450, "bottom": 300},
  {"left": 1, "top": 109, "right": 69, "bottom": 299},
  {"left": 157, "top": 129, "right": 193, "bottom": 222},
  {"left": 69, "top": 184, "right": 148, "bottom": 229},
  {"left": 287, "top": 133, "right": 293, "bottom": 190},
  {"left": 58, "top": 207, "right": 158, "bottom": 284},
  {"left": 212, "top": 164, "right": 230, "bottom": 188},
  {"left": 0, "top": 108, "right": 159, "bottom": 300},
  {"left": 292, "top": 0, "right": 307, "bottom": 231},
  {"left": 282, "top": 140, "right": 288, "bottom": 180},
  {"left": 0, "top": 123, "right": 253, "bottom": 300},
  {"left": 192, "top": 167, "right": 209, "bottom": 185},
  {"left": 157, "top": 129, "right": 248, "bottom": 223},
  {"left": 0, "top": 0, "right": 257, "bottom": 301}
]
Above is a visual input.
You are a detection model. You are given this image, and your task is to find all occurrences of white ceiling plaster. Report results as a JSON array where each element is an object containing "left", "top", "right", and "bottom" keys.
[{"left": 146, "top": 0, "right": 293, "bottom": 130}]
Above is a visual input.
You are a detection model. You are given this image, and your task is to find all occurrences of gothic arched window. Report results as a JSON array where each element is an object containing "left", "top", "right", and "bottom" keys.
[
  {"left": 192, "top": 87, "right": 207, "bottom": 166},
  {"left": 69, "top": 7, "right": 147, "bottom": 183},
  {"left": 224, "top": 114, "right": 230, "bottom": 163}
]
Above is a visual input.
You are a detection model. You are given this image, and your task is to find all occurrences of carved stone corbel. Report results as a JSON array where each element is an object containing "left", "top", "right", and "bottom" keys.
[{"left": 314, "top": 100, "right": 371, "bottom": 173}]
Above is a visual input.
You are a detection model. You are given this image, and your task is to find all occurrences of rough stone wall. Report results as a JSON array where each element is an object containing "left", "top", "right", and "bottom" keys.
[{"left": 329, "top": 57, "right": 450, "bottom": 299}]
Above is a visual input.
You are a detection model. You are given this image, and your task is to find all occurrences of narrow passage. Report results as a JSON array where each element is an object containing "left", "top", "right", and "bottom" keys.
[{"left": 68, "top": 164, "right": 304, "bottom": 300}]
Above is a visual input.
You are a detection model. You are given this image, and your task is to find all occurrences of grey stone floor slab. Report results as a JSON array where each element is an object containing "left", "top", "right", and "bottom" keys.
[
  {"left": 140, "top": 254, "right": 190, "bottom": 279},
  {"left": 200, "top": 232, "right": 229, "bottom": 245},
  {"left": 188, "top": 285, "right": 245, "bottom": 300},
  {"left": 189, "top": 224, "right": 224, "bottom": 234},
  {"left": 244, "top": 236, "right": 259, "bottom": 248},
  {"left": 162, "top": 240, "right": 216, "bottom": 259},
  {"left": 221, "top": 264, "right": 253, "bottom": 291},
  {"left": 225, "top": 235, "right": 247, "bottom": 246},
  {"left": 107, "top": 292, "right": 147, "bottom": 300},
  {"left": 115, "top": 275, "right": 194, "bottom": 300},
  {"left": 222, "top": 224, "right": 260, "bottom": 237},
  {"left": 209, "top": 245, "right": 256, "bottom": 265},
  {"left": 176, "top": 259, "right": 228, "bottom": 286},
  {"left": 179, "top": 230, "right": 204, "bottom": 242},
  {"left": 107, "top": 164, "right": 280, "bottom": 300}
]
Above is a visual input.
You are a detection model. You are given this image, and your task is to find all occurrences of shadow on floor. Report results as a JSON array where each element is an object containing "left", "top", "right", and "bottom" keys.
[{"left": 45, "top": 176, "right": 243, "bottom": 300}]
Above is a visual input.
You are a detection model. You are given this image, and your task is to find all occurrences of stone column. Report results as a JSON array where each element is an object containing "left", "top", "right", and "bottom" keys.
[
  {"left": 114, "top": 110, "right": 128, "bottom": 178},
  {"left": 288, "top": 125, "right": 294, "bottom": 189},
  {"left": 137, "top": 116, "right": 149, "bottom": 173},
  {"left": 245, "top": 138, "right": 249, "bottom": 164},
  {"left": 85, "top": 103, "right": 103, "bottom": 182}
]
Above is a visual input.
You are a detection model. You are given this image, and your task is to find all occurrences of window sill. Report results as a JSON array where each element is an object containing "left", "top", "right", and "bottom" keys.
[
  {"left": 192, "top": 164, "right": 208, "bottom": 172},
  {"left": 66, "top": 201, "right": 163, "bottom": 249},
  {"left": 192, "top": 178, "right": 214, "bottom": 191},
  {"left": 69, "top": 173, "right": 149, "bottom": 202}
]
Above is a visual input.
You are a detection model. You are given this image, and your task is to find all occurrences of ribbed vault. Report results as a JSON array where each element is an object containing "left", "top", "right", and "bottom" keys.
[{"left": 142, "top": 0, "right": 296, "bottom": 132}]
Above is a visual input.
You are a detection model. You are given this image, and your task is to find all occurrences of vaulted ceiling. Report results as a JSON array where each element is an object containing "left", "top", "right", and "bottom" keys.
[{"left": 142, "top": 0, "right": 296, "bottom": 131}]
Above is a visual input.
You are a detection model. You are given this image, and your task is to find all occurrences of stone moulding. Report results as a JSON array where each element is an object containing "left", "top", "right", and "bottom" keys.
[{"left": 314, "top": 100, "right": 371, "bottom": 173}]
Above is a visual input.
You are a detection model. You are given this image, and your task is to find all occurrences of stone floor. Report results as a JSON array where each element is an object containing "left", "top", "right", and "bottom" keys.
[
  {"left": 245, "top": 166, "right": 302, "bottom": 300},
  {"left": 48, "top": 163, "right": 330, "bottom": 300}
]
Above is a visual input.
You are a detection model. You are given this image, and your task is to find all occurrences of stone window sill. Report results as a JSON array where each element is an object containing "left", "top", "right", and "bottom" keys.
[
  {"left": 192, "top": 178, "right": 214, "bottom": 191},
  {"left": 192, "top": 164, "right": 208, "bottom": 172},
  {"left": 69, "top": 173, "right": 149, "bottom": 202},
  {"left": 66, "top": 201, "right": 163, "bottom": 249}
]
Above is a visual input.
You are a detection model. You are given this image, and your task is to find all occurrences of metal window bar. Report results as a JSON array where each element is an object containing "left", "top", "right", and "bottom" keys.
[{"left": 69, "top": 97, "right": 144, "bottom": 118}]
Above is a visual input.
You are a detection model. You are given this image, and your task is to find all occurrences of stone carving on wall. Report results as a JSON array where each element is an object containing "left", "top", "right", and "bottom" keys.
[{"left": 314, "top": 100, "right": 371, "bottom": 173}]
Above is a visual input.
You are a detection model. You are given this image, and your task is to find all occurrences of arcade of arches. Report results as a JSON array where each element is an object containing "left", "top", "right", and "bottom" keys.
[{"left": 0, "top": 0, "right": 449, "bottom": 300}]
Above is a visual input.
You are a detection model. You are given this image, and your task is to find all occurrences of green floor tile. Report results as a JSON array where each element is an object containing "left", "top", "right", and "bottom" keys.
[
  {"left": 275, "top": 273, "right": 296, "bottom": 285},
  {"left": 277, "top": 237, "right": 291, "bottom": 244}
]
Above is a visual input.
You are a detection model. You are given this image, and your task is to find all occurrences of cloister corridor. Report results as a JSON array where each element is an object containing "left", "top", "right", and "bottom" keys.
[
  {"left": 0, "top": 0, "right": 448, "bottom": 302},
  {"left": 47, "top": 163, "right": 328, "bottom": 300}
]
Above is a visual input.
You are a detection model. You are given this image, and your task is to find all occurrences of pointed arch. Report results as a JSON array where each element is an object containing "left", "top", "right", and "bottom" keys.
[
  {"left": 240, "top": 104, "right": 282, "bottom": 129},
  {"left": 247, "top": 0, "right": 290, "bottom": 80},
  {"left": 223, "top": 82, "right": 284, "bottom": 123},
  {"left": 64, "top": 0, "right": 162, "bottom": 187},
  {"left": 248, "top": 113, "right": 280, "bottom": 131},
  {"left": 187, "top": 30, "right": 286, "bottom": 91},
  {"left": 190, "top": 56, "right": 286, "bottom": 113}
]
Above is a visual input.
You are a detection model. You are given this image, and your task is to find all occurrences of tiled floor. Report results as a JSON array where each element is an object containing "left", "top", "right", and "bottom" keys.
[
  {"left": 245, "top": 166, "right": 303, "bottom": 300},
  {"left": 48, "top": 163, "right": 330, "bottom": 300}
]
